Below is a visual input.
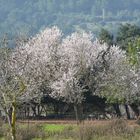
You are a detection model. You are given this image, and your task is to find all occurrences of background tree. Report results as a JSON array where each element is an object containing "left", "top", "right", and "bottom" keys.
[
  {"left": 116, "top": 24, "right": 140, "bottom": 50},
  {"left": 96, "top": 44, "right": 140, "bottom": 119},
  {"left": 99, "top": 28, "right": 113, "bottom": 46},
  {"left": 127, "top": 38, "right": 140, "bottom": 117},
  {"left": 127, "top": 37, "right": 140, "bottom": 65}
]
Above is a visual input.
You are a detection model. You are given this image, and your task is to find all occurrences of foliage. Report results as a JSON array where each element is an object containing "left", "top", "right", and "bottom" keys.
[
  {"left": 99, "top": 28, "right": 113, "bottom": 46},
  {"left": 116, "top": 24, "right": 140, "bottom": 50},
  {"left": 128, "top": 38, "right": 140, "bottom": 65}
]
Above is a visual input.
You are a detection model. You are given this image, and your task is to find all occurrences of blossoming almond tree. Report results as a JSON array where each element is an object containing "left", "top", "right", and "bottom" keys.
[
  {"left": 50, "top": 31, "right": 112, "bottom": 122},
  {"left": 95, "top": 46, "right": 128, "bottom": 102},
  {"left": 0, "top": 27, "right": 62, "bottom": 140},
  {"left": 95, "top": 45, "right": 140, "bottom": 118},
  {"left": 50, "top": 30, "right": 134, "bottom": 122},
  {"left": 0, "top": 46, "right": 31, "bottom": 140}
]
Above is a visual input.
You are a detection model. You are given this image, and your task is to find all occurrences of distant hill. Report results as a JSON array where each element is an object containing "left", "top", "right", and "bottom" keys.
[{"left": 0, "top": 0, "right": 140, "bottom": 37}]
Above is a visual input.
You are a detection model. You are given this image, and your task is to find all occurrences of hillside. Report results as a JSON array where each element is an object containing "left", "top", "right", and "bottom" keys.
[{"left": 0, "top": 0, "right": 140, "bottom": 37}]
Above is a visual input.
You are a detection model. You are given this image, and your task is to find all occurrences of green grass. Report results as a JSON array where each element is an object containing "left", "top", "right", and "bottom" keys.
[
  {"left": 43, "top": 124, "right": 76, "bottom": 133},
  {"left": 43, "top": 124, "right": 67, "bottom": 132}
]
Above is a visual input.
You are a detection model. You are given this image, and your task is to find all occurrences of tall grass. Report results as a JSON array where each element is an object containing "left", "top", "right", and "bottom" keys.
[{"left": 0, "top": 119, "right": 140, "bottom": 140}]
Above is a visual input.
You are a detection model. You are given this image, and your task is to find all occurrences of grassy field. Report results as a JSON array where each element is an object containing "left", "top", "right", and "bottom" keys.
[
  {"left": 0, "top": 119, "right": 140, "bottom": 140},
  {"left": 43, "top": 124, "right": 70, "bottom": 132}
]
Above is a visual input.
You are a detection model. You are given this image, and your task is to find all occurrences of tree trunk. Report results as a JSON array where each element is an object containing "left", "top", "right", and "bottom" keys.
[
  {"left": 24, "top": 107, "right": 27, "bottom": 118},
  {"left": 27, "top": 106, "right": 30, "bottom": 118},
  {"left": 79, "top": 104, "right": 83, "bottom": 123},
  {"left": 43, "top": 106, "right": 48, "bottom": 117},
  {"left": 74, "top": 104, "right": 83, "bottom": 124},
  {"left": 113, "top": 104, "right": 121, "bottom": 117},
  {"left": 74, "top": 104, "right": 79, "bottom": 124},
  {"left": 32, "top": 106, "right": 36, "bottom": 117},
  {"left": 11, "top": 100, "right": 16, "bottom": 140},
  {"left": 37, "top": 105, "right": 40, "bottom": 117},
  {"left": 130, "top": 104, "right": 139, "bottom": 119},
  {"left": 125, "top": 104, "right": 131, "bottom": 119},
  {"left": 6, "top": 108, "right": 12, "bottom": 126}
]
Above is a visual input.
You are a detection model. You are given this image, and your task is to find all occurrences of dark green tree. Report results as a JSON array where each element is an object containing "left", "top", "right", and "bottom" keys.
[
  {"left": 116, "top": 24, "right": 140, "bottom": 50},
  {"left": 99, "top": 28, "right": 113, "bottom": 46}
]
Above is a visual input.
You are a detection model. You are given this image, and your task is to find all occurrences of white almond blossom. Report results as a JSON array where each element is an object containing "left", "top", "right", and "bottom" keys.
[
  {"left": 96, "top": 46, "right": 140, "bottom": 104},
  {"left": 51, "top": 31, "right": 110, "bottom": 105}
]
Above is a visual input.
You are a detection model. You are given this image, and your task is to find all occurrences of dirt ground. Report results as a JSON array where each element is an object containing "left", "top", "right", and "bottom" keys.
[{"left": 17, "top": 119, "right": 139, "bottom": 127}]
